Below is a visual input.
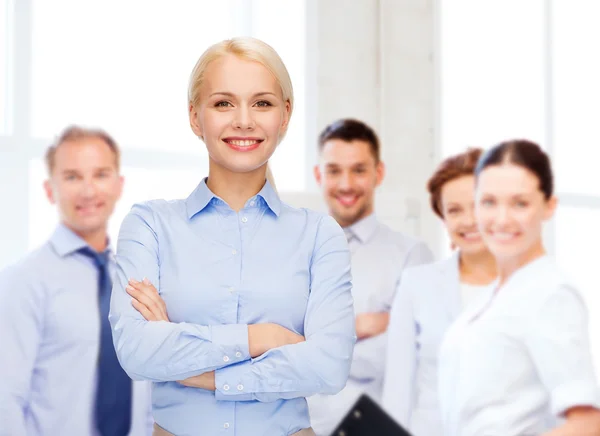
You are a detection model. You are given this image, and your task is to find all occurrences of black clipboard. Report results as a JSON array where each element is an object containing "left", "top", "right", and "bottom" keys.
[{"left": 329, "top": 394, "right": 413, "bottom": 436}]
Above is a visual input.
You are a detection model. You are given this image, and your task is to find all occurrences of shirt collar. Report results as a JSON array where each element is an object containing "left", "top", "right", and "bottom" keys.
[
  {"left": 49, "top": 223, "right": 112, "bottom": 258},
  {"left": 344, "top": 213, "right": 378, "bottom": 244},
  {"left": 185, "top": 177, "right": 282, "bottom": 219},
  {"left": 255, "top": 179, "right": 281, "bottom": 216}
]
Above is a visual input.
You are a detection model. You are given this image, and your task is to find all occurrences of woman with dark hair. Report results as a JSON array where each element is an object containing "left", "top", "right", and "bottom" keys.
[
  {"left": 438, "top": 140, "right": 600, "bottom": 435},
  {"left": 382, "top": 148, "right": 496, "bottom": 436}
]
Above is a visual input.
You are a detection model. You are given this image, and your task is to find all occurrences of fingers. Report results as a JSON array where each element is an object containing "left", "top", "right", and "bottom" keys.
[
  {"left": 126, "top": 284, "right": 159, "bottom": 314},
  {"left": 131, "top": 298, "right": 157, "bottom": 321},
  {"left": 127, "top": 278, "right": 166, "bottom": 312},
  {"left": 126, "top": 278, "right": 169, "bottom": 321}
]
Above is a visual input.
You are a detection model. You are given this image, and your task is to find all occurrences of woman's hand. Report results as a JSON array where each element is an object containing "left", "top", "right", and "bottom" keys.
[
  {"left": 126, "top": 278, "right": 170, "bottom": 322},
  {"left": 178, "top": 371, "right": 216, "bottom": 391},
  {"left": 248, "top": 323, "right": 305, "bottom": 357},
  {"left": 543, "top": 406, "right": 600, "bottom": 436}
]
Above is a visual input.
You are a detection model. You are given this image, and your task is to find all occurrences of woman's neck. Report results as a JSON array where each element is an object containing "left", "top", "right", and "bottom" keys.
[
  {"left": 459, "top": 249, "right": 497, "bottom": 285},
  {"left": 496, "top": 240, "right": 546, "bottom": 286},
  {"left": 206, "top": 161, "right": 268, "bottom": 212}
]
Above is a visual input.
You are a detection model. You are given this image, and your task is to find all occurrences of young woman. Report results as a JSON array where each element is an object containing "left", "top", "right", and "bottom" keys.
[
  {"left": 438, "top": 140, "right": 600, "bottom": 436},
  {"left": 381, "top": 148, "right": 497, "bottom": 435},
  {"left": 109, "top": 37, "right": 356, "bottom": 436}
]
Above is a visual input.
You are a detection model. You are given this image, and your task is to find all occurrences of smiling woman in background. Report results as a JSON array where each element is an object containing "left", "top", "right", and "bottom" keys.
[
  {"left": 382, "top": 147, "right": 496, "bottom": 436},
  {"left": 438, "top": 139, "right": 600, "bottom": 436},
  {"left": 109, "top": 37, "right": 355, "bottom": 436}
]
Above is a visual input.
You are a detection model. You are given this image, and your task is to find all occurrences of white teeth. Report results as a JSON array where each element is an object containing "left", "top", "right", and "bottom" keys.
[
  {"left": 228, "top": 139, "right": 259, "bottom": 146},
  {"left": 493, "top": 232, "right": 516, "bottom": 240},
  {"left": 462, "top": 232, "right": 480, "bottom": 240}
]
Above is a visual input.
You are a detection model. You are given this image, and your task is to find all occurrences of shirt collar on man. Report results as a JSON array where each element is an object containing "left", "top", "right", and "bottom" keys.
[
  {"left": 344, "top": 213, "right": 378, "bottom": 244},
  {"left": 185, "top": 177, "right": 281, "bottom": 219},
  {"left": 49, "top": 223, "right": 112, "bottom": 258}
]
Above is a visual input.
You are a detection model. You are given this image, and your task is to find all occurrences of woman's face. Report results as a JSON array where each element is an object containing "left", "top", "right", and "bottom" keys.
[
  {"left": 475, "top": 163, "right": 556, "bottom": 261},
  {"left": 189, "top": 54, "right": 290, "bottom": 176},
  {"left": 441, "top": 175, "right": 487, "bottom": 255}
]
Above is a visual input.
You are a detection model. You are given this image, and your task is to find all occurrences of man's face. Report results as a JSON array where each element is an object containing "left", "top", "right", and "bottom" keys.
[
  {"left": 314, "top": 139, "right": 384, "bottom": 227},
  {"left": 44, "top": 137, "right": 123, "bottom": 238}
]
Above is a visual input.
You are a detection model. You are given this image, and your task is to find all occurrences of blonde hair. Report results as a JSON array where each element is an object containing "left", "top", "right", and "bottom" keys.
[{"left": 188, "top": 37, "right": 294, "bottom": 190}]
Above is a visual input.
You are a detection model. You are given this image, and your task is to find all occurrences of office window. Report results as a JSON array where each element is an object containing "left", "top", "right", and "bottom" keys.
[
  {"left": 31, "top": 0, "right": 236, "bottom": 153},
  {"left": 552, "top": 1, "right": 600, "bottom": 195},
  {"left": 0, "top": 0, "right": 9, "bottom": 135},
  {"left": 440, "top": 0, "right": 546, "bottom": 157}
]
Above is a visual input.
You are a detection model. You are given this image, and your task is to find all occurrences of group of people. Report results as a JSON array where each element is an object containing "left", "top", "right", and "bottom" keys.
[{"left": 1, "top": 36, "right": 599, "bottom": 436}]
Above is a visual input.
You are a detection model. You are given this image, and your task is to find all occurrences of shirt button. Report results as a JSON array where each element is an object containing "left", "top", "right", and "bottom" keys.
[
  {"left": 237, "top": 384, "right": 244, "bottom": 391},
  {"left": 224, "top": 422, "right": 230, "bottom": 429},
  {"left": 228, "top": 286, "right": 235, "bottom": 293},
  {"left": 250, "top": 200, "right": 255, "bottom": 206},
  {"left": 241, "top": 216, "right": 248, "bottom": 223},
  {"left": 223, "top": 356, "right": 230, "bottom": 362},
  {"left": 235, "top": 351, "right": 242, "bottom": 358},
  {"left": 223, "top": 384, "right": 230, "bottom": 391},
  {"left": 232, "top": 249, "right": 237, "bottom": 255}
]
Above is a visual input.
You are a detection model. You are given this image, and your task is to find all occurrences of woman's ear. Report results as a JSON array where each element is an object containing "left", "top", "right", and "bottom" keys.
[
  {"left": 189, "top": 104, "right": 203, "bottom": 139},
  {"left": 279, "top": 100, "right": 291, "bottom": 136},
  {"left": 543, "top": 195, "right": 558, "bottom": 221}
]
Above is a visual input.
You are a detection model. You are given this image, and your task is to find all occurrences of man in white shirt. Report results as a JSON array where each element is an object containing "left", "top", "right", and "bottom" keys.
[{"left": 309, "top": 118, "right": 434, "bottom": 435}]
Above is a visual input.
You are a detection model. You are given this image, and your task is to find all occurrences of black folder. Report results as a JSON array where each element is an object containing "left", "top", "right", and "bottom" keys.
[{"left": 329, "top": 394, "right": 413, "bottom": 436}]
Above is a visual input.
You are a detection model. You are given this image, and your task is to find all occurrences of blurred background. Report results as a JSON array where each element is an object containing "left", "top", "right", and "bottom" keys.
[{"left": 1, "top": 0, "right": 599, "bottom": 371}]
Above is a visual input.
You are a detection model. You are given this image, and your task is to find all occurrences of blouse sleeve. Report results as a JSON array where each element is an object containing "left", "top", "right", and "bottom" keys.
[{"left": 526, "top": 284, "right": 600, "bottom": 416}]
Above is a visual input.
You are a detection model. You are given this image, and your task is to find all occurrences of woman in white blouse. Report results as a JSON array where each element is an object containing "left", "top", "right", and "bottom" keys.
[
  {"left": 438, "top": 139, "right": 600, "bottom": 436},
  {"left": 382, "top": 148, "right": 497, "bottom": 435}
]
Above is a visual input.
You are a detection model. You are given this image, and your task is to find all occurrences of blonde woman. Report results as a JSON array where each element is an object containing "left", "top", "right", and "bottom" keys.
[
  {"left": 109, "top": 37, "right": 356, "bottom": 436},
  {"left": 382, "top": 148, "right": 496, "bottom": 435}
]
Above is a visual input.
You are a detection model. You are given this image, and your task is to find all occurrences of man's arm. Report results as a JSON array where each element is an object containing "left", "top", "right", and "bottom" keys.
[
  {"left": 0, "top": 266, "right": 44, "bottom": 436},
  {"left": 350, "top": 240, "right": 433, "bottom": 381},
  {"left": 355, "top": 312, "right": 390, "bottom": 340}
]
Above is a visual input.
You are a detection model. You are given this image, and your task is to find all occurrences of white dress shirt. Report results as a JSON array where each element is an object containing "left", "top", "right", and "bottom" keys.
[
  {"left": 308, "top": 213, "right": 434, "bottom": 436},
  {"left": 438, "top": 255, "right": 600, "bottom": 436}
]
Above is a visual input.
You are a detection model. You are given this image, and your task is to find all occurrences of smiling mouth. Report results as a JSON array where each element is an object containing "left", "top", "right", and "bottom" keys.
[
  {"left": 489, "top": 231, "right": 520, "bottom": 242},
  {"left": 222, "top": 138, "right": 264, "bottom": 152},
  {"left": 76, "top": 203, "right": 104, "bottom": 215},
  {"left": 336, "top": 194, "right": 360, "bottom": 207},
  {"left": 460, "top": 231, "right": 481, "bottom": 241},
  {"left": 224, "top": 139, "right": 263, "bottom": 146}
]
